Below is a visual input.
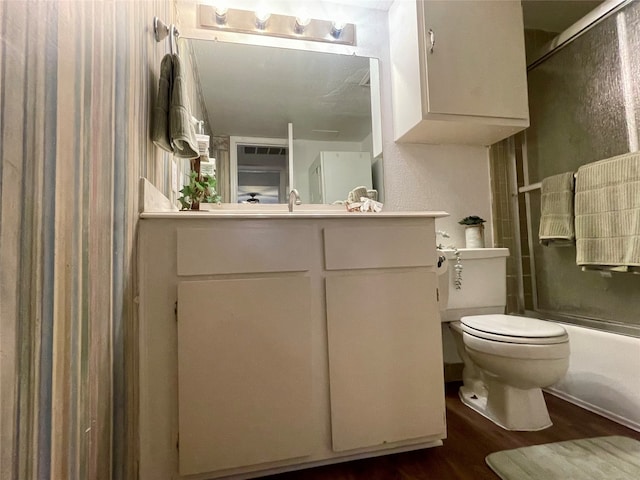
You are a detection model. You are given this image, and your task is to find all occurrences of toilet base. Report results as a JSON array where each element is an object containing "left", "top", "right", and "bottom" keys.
[{"left": 459, "top": 382, "right": 553, "bottom": 431}]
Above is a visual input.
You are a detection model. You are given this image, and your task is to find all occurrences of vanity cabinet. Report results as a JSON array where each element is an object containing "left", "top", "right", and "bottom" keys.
[
  {"left": 137, "top": 207, "right": 447, "bottom": 480},
  {"left": 389, "top": 0, "right": 529, "bottom": 145}
]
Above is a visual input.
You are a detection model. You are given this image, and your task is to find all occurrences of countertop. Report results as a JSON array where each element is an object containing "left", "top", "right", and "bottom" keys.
[{"left": 140, "top": 204, "right": 449, "bottom": 220}]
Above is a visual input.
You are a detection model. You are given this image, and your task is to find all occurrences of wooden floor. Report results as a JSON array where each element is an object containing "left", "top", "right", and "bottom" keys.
[{"left": 265, "top": 382, "right": 640, "bottom": 479}]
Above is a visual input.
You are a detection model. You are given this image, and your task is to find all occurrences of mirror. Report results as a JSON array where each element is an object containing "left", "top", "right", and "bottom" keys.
[{"left": 180, "top": 38, "right": 383, "bottom": 204}]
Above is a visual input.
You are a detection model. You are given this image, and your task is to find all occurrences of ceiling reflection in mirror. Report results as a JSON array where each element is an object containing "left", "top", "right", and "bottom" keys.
[{"left": 181, "top": 38, "right": 383, "bottom": 204}]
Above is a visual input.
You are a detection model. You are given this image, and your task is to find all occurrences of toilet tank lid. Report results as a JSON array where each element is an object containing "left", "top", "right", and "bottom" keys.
[
  {"left": 461, "top": 314, "right": 567, "bottom": 338},
  {"left": 441, "top": 248, "right": 509, "bottom": 260}
]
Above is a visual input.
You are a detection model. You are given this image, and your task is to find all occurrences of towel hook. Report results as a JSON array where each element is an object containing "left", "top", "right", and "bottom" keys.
[
  {"left": 153, "top": 17, "right": 169, "bottom": 42},
  {"left": 170, "top": 24, "right": 180, "bottom": 56},
  {"left": 154, "top": 17, "right": 180, "bottom": 56}
]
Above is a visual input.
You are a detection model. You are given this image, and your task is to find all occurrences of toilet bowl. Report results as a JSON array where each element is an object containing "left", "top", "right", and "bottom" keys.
[
  {"left": 459, "top": 314, "right": 569, "bottom": 431},
  {"left": 437, "top": 248, "right": 570, "bottom": 431},
  {"left": 448, "top": 321, "right": 487, "bottom": 398}
]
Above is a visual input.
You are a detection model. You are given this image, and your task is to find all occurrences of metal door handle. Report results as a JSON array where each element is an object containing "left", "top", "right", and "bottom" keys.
[{"left": 428, "top": 28, "right": 435, "bottom": 54}]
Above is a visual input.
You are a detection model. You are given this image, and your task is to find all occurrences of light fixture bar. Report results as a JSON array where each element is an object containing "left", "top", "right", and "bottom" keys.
[{"left": 198, "top": 4, "right": 356, "bottom": 46}]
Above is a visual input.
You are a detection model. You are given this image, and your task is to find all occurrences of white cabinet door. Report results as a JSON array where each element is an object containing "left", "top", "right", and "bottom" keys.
[
  {"left": 177, "top": 277, "right": 313, "bottom": 476},
  {"left": 325, "top": 270, "right": 445, "bottom": 452},
  {"left": 421, "top": 0, "right": 528, "bottom": 120}
]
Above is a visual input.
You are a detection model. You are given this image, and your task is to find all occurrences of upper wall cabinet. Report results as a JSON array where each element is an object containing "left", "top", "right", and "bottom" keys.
[{"left": 389, "top": 0, "right": 529, "bottom": 146}]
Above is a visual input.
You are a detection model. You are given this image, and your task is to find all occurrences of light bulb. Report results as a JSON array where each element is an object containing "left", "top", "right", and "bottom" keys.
[
  {"left": 294, "top": 16, "right": 311, "bottom": 34},
  {"left": 255, "top": 10, "right": 271, "bottom": 30},
  {"left": 215, "top": 6, "right": 228, "bottom": 25},
  {"left": 330, "top": 21, "right": 346, "bottom": 39}
]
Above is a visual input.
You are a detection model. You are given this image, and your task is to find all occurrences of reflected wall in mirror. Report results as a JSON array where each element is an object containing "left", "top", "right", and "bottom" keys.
[{"left": 181, "top": 38, "right": 383, "bottom": 204}]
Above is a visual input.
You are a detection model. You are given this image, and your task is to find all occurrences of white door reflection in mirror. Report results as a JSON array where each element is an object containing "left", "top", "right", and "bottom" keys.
[
  {"left": 288, "top": 123, "right": 294, "bottom": 195},
  {"left": 230, "top": 136, "right": 288, "bottom": 204}
]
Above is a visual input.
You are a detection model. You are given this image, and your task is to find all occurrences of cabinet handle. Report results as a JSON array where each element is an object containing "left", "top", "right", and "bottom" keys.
[{"left": 428, "top": 28, "right": 435, "bottom": 54}]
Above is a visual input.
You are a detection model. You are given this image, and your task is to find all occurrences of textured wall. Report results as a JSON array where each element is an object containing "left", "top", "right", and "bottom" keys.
[
  {"left": 0, "top": 0, "right": 172, "bottom": 478},
  {"left": 384, "top": 142, "right": 492, "bottom": 248}
]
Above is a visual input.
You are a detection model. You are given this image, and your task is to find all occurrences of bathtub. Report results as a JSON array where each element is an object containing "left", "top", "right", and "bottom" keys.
[{"left": 546, "top": 323, "right": 640, "bottom": 432}]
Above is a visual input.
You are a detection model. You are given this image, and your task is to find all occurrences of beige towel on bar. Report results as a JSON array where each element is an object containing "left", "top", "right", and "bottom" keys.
[
  {"left": 575, "top": 151, "right": 640, "bottom": 271},
  {"left": 538, "top": 172, "right": 575, "bottom": 246}
]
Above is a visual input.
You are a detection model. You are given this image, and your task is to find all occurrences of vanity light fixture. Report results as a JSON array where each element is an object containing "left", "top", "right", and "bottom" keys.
[{"left": 198, "top": 4, "right": 356, "bottom": 46}]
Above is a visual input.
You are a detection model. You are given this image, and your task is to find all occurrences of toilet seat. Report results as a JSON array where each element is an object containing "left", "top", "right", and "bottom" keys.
[
  {"left": 462, "top": 331, "right": 570, "bottom": 360},
  {"left": 461, "top": 314, "right": 568, "bottom": 345}
]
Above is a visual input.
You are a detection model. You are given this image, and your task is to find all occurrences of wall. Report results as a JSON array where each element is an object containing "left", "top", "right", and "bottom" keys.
[
  {"left": 176, "top": 0, "right": 493, "bottom": 248},
  {"left": 0, "top": 0, "right": 172, "bottom": 478}
]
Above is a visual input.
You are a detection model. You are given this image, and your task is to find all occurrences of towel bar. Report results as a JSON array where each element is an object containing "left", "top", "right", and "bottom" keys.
[{"left": 518, "top": 174, "right": 577, "bottom": 194}]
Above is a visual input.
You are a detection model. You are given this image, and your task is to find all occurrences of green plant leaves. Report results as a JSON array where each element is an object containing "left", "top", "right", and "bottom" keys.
[
  {"left": 178, "top": 170, "right": 221, "bottom": 210},
  {"left": 458, "top": 215, "right": 485, "bottom": 225}
]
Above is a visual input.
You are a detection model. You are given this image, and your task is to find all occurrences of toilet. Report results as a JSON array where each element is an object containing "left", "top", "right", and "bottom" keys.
[{"left": 437, "top": 248, "right": 570, "bottom": 431}]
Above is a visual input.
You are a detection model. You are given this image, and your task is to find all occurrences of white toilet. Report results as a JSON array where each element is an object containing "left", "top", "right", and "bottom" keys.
[{"left": 437, "top": 248, "right": 570, "bottom": 431}]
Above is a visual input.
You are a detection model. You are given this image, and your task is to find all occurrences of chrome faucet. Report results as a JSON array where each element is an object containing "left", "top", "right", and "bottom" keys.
[{"left": 288, "top": 189, "right": 301, "bottom": 212}]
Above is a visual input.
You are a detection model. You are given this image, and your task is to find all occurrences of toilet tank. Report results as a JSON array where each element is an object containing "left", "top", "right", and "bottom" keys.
[{"left": 438, "top": 248, "right": 509, "bottom": 322}]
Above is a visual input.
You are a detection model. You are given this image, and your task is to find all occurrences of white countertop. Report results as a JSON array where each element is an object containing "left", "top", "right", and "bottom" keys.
[{"left": 140, "top": 204, "right": 449, "bottom": 219}]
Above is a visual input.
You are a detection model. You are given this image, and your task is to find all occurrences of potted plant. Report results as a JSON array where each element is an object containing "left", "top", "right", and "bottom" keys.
[
  {"left": 459, "top": 215, "right": 486, "bottom": 248},
  {"left": 178, "top": 170, "right": 220, "bottom": 210}
]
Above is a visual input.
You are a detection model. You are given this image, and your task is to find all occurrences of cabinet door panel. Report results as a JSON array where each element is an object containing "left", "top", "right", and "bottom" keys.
[
  {"left": 325, "top": 271, "right": 445, "bottom": 452},
  {"left": 177, "top": 225, "right": 312, "bottom": 275},
  {"left": 324, "top": 225, "right": 436, "bottom": 270},
  {"left": 422, "top": 0, "right": 528, "bottom": 119},
  {"left": 177, "top": 277, "right": 313, "bottom": 476}
]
